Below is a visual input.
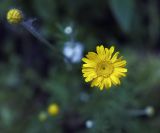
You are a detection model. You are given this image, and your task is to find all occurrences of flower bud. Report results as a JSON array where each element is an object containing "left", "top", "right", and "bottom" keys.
[{"left": 7, "top": 9, "right": 23, "bottom": 24}]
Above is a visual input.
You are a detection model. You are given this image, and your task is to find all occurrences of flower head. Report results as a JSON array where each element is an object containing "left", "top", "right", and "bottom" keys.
[
  {"left": 47, "top": 103, "right": 59, "bottom": 116},
  {"left": 82, "top": 45, "right": 127, "bottom": 90},
  {"left": 38, "top": 111, "right": 47, "bottom": 122},
  {"left": 7, "top": 9, "right": 23, "bottom": 24},
  {"left": 145, "top": 106, "right": 155, "bottom": 117},
  {"left": 63, "top": 41, "right": 84, "bottom": 63}
]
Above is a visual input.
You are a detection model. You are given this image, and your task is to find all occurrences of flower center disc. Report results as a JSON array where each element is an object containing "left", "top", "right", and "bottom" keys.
[{"left": 96, "top": 61, "right": 114, "bottom": 77}]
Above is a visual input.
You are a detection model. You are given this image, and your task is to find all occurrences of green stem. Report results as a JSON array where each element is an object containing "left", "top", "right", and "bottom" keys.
[{"left": 21, "top": 21, "right": 71, "bottom": 65}]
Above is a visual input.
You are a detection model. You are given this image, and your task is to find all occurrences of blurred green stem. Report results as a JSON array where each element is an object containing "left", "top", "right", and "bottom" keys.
[{"left": 21, "top": 20, "right": 71, "bottom": 66}]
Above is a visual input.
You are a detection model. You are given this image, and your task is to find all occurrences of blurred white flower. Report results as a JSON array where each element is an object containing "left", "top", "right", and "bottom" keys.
[
  {"left": 64, "top": 26, "right": 73, "bottom": 35},
  {"left": 63, "top": 41, "right": 84, "bottom": 63},
  {"left": 145, "top": 106, "right": 154, "bottom": 117},
  {"left": 85, "top": 120, "right": 94, "bottom": 128}
]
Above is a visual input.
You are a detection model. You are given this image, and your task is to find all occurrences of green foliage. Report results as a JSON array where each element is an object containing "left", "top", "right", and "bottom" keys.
[{"left": 109, "top": 0, "right": 135, "bottom": 33}]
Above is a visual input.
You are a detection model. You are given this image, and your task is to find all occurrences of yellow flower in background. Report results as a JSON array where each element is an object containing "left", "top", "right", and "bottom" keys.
[
  {"left": 7, "top": 9, "right": 23, "bottom": 24},
  {"left": 38, "top": 111, "right": 47, "bottom": 122},
  {"left": 82, "top": 45, "right": 127, "bottom": 90},
  {"left": 48, "top": 103, "right": 59, "bottom": 116}
]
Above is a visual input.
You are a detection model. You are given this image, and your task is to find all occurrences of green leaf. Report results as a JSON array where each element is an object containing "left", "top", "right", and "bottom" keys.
[{"left": 109, "top": 0, "right": 135, "bottom": 33}]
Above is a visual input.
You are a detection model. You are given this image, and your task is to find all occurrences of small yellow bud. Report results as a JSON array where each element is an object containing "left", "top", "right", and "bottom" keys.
[
  {"left": 38, "top": 111, "right": 47, "bottom": 122},
  {"left": 7, "top": 9, "right": 23, "bottom": 24},
  {"left": 145, "top": 106, "right": 155, "bottom": 117},
  {"left": 47, "top": 103, "right": 59, "bottom": 116}
]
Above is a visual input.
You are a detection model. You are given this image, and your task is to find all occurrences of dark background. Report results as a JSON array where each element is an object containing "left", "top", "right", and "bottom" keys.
[{"left": 1, "top": 0, "right": 160, "bottom": 133}]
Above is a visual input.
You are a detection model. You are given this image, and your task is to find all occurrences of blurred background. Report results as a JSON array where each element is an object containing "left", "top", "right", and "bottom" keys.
[{"left": 1, "top": 0, "right": 160, "bottom": 133}]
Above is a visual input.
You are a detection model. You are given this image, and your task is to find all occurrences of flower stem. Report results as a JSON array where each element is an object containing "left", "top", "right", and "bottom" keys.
[{"left": 21, "top": 20, "right": 71, "bottom": 65}]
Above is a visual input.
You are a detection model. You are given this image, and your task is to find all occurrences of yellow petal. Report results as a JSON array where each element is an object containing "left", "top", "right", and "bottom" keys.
[
  {"left": 82, "top": 58, "right": 96, "bottom": 67},
  {"left": 96, "top": 45, "right": 105, "bottom": 60},
  {"left": 99, "top": 77, "right": 109, "bottom": 90},
  {"left": 82, "top": 68, "right": 95, "bottom": 73},
  {"left": 114, "top": 71, "right": 126, "bottom": 77},
  {"left": 83, "top": 63, "right": 96, "bottom": 68},
  {"left": 115, "top": 68, "right": 127, "bottom": 72},
  {"left": 83, "top": 72, "right": 94, "bottom": 78},
  {"left": 104, "top": 78, "right": 112, "bottom": 89},
  {"left": 108, "top": 78, "right": 112, "bottom": 88},
  {"left": 105, "top": 48, "right": 109, "bottom": 59},
  {"left": 110, "top": 75, "right": 120, "bottom": 85},
  {"left": 91, "top": 77, "right": 103, "bottom": 87},
  {"left": 83, "top": 70, "right": 97, "bottom": 77},
  {"left": 99, "top": 82, "right": 104, "bottom": 90},
  {"left": 111, "top": 52, "right": 119, "bottom": 63},
  {"left": 82, "top": 58, "right": 95, "bottom": 64},
  {"left": 108, "top": 46, "right": 115, "bottom": 59},
  {"left": 114, "top": 60, "right": 126, "bottom": 67},
  {"left": 91, "top": 78, "right": 97, "bottom": 87},
  {"left": 85, "top": 75, "right": 95, "bottom": 82},
  {"left": 86, "top": 52, "right": 99, "bottom": 62},
  {"left": 91, "top": 78, "right": 98, "bottom": 87}
]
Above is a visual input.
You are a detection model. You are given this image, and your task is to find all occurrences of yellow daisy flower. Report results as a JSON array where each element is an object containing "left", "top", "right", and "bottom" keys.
[
  {"left": 47, "top": 103, "right": 59, "bottom": 116},
  {"left": 82, "top": 45, "right": 127, "bottom": 90},
  {"left": 38, "top": 111, "right": 47, "bottom": 122},
  {"left": 7, "top": 9, "right": 24, "bottom": 24}
]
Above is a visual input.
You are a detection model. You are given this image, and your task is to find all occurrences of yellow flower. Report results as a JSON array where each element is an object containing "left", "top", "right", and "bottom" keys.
[
  {"left": 7, "top": 9, "right": 23, "bottom": 24},
  {"left": 82, "top": 45, "right": 127, "bottom": 90},
  {"left": 38, "top": 111, "right": 47, "bottom": 122},
  {"left": 47, "top": 103, "right": 59, "bottom": 116}
]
